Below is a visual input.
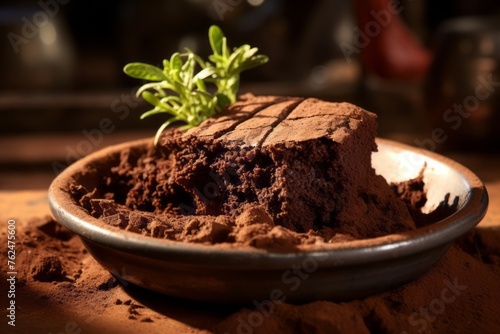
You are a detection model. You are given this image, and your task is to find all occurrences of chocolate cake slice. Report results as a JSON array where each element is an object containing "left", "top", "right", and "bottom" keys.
[{"left": 152, "top": 94, "right": 416, "bottom": 238}]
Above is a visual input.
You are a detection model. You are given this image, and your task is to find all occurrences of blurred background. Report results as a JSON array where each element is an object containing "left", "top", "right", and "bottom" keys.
[{"left": 1, "top": 0, "right": 500, "bottom": 189}]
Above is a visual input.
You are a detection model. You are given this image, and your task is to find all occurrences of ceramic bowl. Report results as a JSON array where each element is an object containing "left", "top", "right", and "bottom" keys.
[{"left": 48, "top": 138, "right": 488, "bottom": 303}]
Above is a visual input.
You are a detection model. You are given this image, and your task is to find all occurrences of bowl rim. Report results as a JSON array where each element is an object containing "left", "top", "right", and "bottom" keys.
[{"left": 48, "top": 137, "right": 488, "bottom": 269}]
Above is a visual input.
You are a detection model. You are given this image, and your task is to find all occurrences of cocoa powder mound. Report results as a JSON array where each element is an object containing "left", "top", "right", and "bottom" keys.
[
  {"left": 0, "top": 215, "right": 163, "bottom": 333},
  {"left": 215, "top": 242, "right": 500, "bottom": 334},
  {"left": 9, "top": 216, "right": 84, "bottom": 284},
  {"left": 2, "top": 214, "right": 499, "bottom": 333},
  {"left": 217, "top": 301, "right": 370, "bottom": 334}
]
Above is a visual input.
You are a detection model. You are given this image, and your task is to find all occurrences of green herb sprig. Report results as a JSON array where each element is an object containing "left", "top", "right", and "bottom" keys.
[{"left": 123, "top": 25, "right": 268, "bottom": 144}]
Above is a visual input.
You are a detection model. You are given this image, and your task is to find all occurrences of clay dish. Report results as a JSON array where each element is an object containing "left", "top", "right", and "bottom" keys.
[{"left": 48, "top": 138, "right": 488, "bottom": 303}]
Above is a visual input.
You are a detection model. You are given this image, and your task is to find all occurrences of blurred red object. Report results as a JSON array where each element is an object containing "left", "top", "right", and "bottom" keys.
[{"left": 353, "top": 0, "right": 431, "bottom": 82}]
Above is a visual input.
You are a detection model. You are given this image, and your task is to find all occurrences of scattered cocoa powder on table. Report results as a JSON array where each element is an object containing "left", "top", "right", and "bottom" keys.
[{"left": 1, "top": 212, "right": 499, "bottom": 334}]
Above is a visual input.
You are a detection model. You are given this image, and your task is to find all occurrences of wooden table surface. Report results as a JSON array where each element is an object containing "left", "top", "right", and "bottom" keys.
[{"left": 0, "top": 152, "right": 499, "bottom": 334}]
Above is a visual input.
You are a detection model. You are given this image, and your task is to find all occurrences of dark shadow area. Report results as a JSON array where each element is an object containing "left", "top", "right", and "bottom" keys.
[
  {"left": 456, "top": 225, "right": 500, "bottom": 265},
  {"left": 118, "top": 281, "right": 240, "bottom": 331}
]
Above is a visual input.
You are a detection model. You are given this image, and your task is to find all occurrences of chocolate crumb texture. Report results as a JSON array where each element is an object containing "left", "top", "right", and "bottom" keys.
[{"left": 71, "top": 95, "right": 424, "bottom": 250}]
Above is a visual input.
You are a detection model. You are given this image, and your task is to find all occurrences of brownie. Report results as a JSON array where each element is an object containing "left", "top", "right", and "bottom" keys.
[
  {"left": 75, "top": 94, "right": 418, "bottom": 248},
  {"left": 156, "top": 94, "right": 416, "bottom": 237}
]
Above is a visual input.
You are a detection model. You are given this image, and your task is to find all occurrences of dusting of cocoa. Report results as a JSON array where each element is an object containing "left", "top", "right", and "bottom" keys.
[
  {"left": 2, "top": 214, "right": 499, "bottom": 333},
  {"left": 30, "top": 253, "right": 64, "bottom": 282},
  {"left": 215, "top": 244, "right": 500, "bottom": 334}
]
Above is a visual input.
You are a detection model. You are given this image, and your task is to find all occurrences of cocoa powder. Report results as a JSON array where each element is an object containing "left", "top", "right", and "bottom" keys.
[
  {"left": 1, "top": 215, "right": 498, "bottom": 333},
  {"left": 215, "top": 244, "right": 500, "bottom": 334}
]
